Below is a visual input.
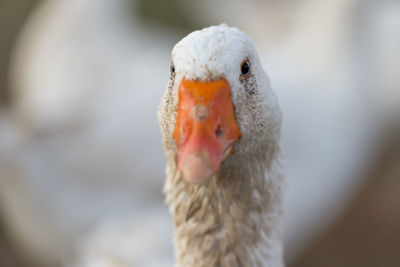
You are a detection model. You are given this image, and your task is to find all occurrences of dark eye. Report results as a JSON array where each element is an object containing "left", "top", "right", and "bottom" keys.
[
  {"left": 170, "top": 63, "right": 175, "bottom": 75},
  {"left": 240, "top": 60, "right": 250, "bottom": 78}
]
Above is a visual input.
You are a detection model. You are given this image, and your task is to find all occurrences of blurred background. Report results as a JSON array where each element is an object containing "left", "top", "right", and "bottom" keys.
[{"left": 0, "top": 0, "right": 399, "bottom": 266}]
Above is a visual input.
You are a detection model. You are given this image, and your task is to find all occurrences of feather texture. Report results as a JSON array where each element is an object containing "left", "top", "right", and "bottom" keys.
[{"left": 158, "top": 24, "right": 284, "bottom": 267}]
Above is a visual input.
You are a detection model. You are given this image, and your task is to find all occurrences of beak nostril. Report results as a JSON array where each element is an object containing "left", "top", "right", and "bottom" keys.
[{"left": 215, "top": 125, "right": 223, "bottom": 138}]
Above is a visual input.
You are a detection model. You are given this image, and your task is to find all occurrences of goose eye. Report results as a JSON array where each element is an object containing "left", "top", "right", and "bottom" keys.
[
  {"left": 240, "top": 60, "right": 250, "bottom": 78},
  {"left": 170, "top": 63, "right": 175, "bottom": 75}
]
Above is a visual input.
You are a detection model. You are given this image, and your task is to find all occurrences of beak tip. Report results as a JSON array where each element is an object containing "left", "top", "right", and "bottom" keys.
[{"left": 180, "top": 151, "right": 216, "bottom": 184}]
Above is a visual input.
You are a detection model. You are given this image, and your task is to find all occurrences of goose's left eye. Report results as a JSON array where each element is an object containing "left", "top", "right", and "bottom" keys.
[{"left": 240, "top": 60, "right": 250, "bottom": 78}]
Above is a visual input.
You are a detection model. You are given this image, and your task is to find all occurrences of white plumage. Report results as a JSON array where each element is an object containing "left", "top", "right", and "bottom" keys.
[{"left": 159, "top": 24, "right": 284, "bottom": 267}]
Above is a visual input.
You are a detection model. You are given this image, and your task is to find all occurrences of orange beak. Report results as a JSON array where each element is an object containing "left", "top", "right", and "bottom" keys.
[{"left": 173, "top": 78, "right": 242, "bottom": 184}]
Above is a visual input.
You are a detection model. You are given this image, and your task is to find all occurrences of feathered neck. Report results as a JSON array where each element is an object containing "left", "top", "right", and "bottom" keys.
[{"left": 164, "top": 149, "right": 284, "bottom": 267}]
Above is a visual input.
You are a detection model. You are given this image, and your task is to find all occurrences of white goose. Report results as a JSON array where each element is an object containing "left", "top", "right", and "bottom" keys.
[{"left": 159, "top": 24, "right": 284, "bottom": 267}]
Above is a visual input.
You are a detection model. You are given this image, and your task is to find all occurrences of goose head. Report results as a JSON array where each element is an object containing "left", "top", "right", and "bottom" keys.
[{"left": 159, "top": 24, "right": 281, "bottom": 184}]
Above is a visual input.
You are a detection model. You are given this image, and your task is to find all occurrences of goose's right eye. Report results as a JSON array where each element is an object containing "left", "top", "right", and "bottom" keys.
[{"left": 170, "top": 63, "right": 175, "bottom": 75}]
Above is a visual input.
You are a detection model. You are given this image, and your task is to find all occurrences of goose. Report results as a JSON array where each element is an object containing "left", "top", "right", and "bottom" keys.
[
  {"left": 4, "top": 0, "right": 396, "bottom": 265},
  {"left": 158, "top": 24, "right": 284, "bottom": 267}
]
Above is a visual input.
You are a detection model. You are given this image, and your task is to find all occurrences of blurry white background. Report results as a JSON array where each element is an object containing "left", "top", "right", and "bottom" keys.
[{"left": 0, "top": 0, "right": 399, "bottom": 266}]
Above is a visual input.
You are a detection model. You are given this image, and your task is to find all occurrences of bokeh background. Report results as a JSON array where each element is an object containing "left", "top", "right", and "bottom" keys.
[{"left": 0, "top": 0, "right": 399, "bottom": 266}]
